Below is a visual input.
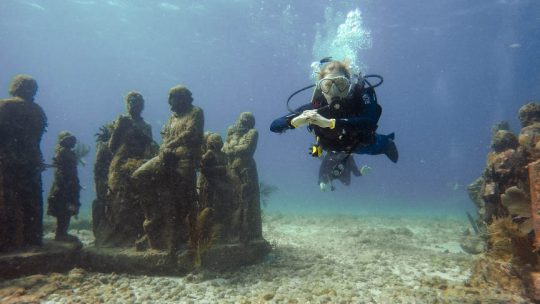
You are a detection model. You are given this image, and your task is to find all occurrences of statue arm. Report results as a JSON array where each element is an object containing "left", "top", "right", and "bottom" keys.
[
  {"left": 163, "top": 108, "right": 204, "bottom": 151},
  {"left": 144, "top": 123, "right": 153, "bottom": 140},
  {"left": 231, "top": 130, "right": 258, "bottom": 157},
  {"left": 108, "top": 116, "right": 128, "bottom": 153}
]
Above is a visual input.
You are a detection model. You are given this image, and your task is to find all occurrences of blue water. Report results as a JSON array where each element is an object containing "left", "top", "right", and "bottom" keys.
[{"left": 1, "top": 0, "right": 539, "bottom": 217}]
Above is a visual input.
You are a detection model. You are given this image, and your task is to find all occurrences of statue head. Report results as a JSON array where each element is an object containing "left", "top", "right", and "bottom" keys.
[
  {"left": 205, "top": 132, "right": 223, "bottom": 151},
  {"left": 238, "top": 112, "right": 255, "bottom": 129},
  {"left": 125, "top": 91, "right": 144, "bottom": 118},
  {"left": 168, "top": 85, "right": 193, "bottom": 114},
  {"left": 58, "top": 131, "right": 77, "bottom": 149},
  {"left": 9, "top": 74, "right": 38, "bottom": 102}
]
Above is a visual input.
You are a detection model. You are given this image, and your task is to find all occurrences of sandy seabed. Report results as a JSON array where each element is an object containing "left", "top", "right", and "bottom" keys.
[{"left": 0, "top": 213, "right": 533, "bottom": 303}]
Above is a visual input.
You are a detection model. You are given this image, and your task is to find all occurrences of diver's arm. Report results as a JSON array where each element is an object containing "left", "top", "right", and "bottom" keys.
[{"left": 270, "top": 103, "right": 314, "bottom": 133}]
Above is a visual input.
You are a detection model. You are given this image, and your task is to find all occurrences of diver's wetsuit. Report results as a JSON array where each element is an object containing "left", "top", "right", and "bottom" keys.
[{"left": 270, "top": 83, "right": 394, "bottom": 156}]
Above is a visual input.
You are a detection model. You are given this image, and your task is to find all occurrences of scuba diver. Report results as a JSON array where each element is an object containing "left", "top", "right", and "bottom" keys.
[{"left": 270, "top": 58, "right": 398, "bottom": 191}]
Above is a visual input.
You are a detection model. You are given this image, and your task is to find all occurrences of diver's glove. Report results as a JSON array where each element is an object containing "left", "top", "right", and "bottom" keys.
[
  {"left": 360, "top": 165, "right": 372, "bottom": 176},
  {"left": 309, "top": 113, "right": 336, "bottom": 129},
  {"left": 319, "top": 181, "right": 335, "bottom": 192},
  {"left": 290, "top": 110, "right": 318, "bottom": 128}
]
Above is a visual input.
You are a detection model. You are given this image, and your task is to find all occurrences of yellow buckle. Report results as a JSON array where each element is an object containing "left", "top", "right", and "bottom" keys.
[{"left": 310, "top": 145, "right": 322, "bottom": 157}]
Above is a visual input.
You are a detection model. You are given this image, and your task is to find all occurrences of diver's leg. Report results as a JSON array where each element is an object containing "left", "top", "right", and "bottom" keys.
[
  {"left": 318, "top": 152, "right": 333, "bottom": 186},
  {"left": 354, "top": 133, "right": 398, "bottom": 163}
]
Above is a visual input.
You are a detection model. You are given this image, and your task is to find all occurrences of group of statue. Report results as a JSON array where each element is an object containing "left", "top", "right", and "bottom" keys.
[{"left": 0, "top": 74, "right": 263, "bottom": 254}]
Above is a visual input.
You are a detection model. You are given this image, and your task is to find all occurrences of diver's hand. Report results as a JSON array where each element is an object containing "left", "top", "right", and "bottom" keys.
[
  {"left": 360, "top": 165, "right": 372, "bottom": 176},
  {"left": 309, "top": 113, "right": 336, "bottom": 129},
  {"left": 291, "top": 110, "right": 317, "bottom": 128}
]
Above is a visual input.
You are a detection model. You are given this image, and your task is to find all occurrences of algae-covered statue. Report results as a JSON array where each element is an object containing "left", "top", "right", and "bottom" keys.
[
  {"left": 223, "top": 112, "right": 262, "bottom": 241},
  {"left": 92, "top": 123, "right": 114, "bottom": 245},
  {"left": 0, "top": 75, "right": 47, "bottom": 252},
  {"left": 47, "top": 132, "right": 80, "bottom": 243},
  {"left": 133, "top": 85, "right": 204, "bottom": 251},
  {"left": 198, "top": 132, "right": 234, "bottom": 241},
  {"left": 105, "top": 92, "right": 157, "bottom": 247}
]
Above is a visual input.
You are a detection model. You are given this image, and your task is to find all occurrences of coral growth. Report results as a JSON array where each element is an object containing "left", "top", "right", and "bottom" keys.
[
  {"left": 501, "top": 186, "right": 532, "bottom": 235},
  {"left": 186, "top": 208, "right": 219, "bottom": 269},
  {"left": 487, "top": 217, "right": 532, "bottom": 263}
]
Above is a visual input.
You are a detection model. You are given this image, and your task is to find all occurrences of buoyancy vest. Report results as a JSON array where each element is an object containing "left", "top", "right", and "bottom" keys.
[{"left": 310, "top": 84, "right": 382, "bottom": 152}]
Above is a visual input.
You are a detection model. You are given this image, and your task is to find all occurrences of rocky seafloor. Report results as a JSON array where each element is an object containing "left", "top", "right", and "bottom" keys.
[{"left": 0, "top": 213, "right": 532, "bottom": 303}]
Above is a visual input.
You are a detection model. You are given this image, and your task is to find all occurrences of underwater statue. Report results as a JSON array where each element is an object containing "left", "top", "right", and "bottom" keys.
[
  {"left": 92, "top": 123, "right": 114, "bottom": 246},
  {"left": 47, "top": 131, "right": 81, "bottom": 243},
  {"left": 0, "top": 74, "right": 47, "bottom": 252},
  {"left": 198, "top": 132, "right": 234, "bottom": 241},
  {"left": 105, "top": 92, "right": 157, "bottom": 247},
  {"left": 223, "top": 112, "right": 262, "bottom": 241},
  {"left": 133, "top": 85, "right": 204, "bottom": 251}
]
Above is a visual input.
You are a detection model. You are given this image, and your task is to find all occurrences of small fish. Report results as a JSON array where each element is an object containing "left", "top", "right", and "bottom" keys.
[{"left": 508, "top": 43, "right": 521, "bottom": 48}]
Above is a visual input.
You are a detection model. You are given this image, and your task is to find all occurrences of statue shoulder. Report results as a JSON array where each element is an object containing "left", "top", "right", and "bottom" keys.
[
  {"left": 246, "top": 129, "right": 258, "bottom": 138},
  {"left": 0, "top": 97, "right": 24, "bottom": 112},
  {"left": 191, "top": 106, "right": 204, "bottom": 118}
]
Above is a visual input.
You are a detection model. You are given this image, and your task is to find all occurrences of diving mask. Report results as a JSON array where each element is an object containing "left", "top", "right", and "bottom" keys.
[{"left": 318, "top": 76, "right": 351, "bottom": 103}]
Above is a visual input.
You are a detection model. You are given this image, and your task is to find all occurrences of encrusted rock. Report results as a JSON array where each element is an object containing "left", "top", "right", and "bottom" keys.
[
  {"left": 491, "top": 130, "right": 518, "bottom": 153},
  {"left": 519, "top": 123, "right": 540, "bottom": 161},
  {"left": 518, "top": 102, "right": 540, "bottom": 128}
]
